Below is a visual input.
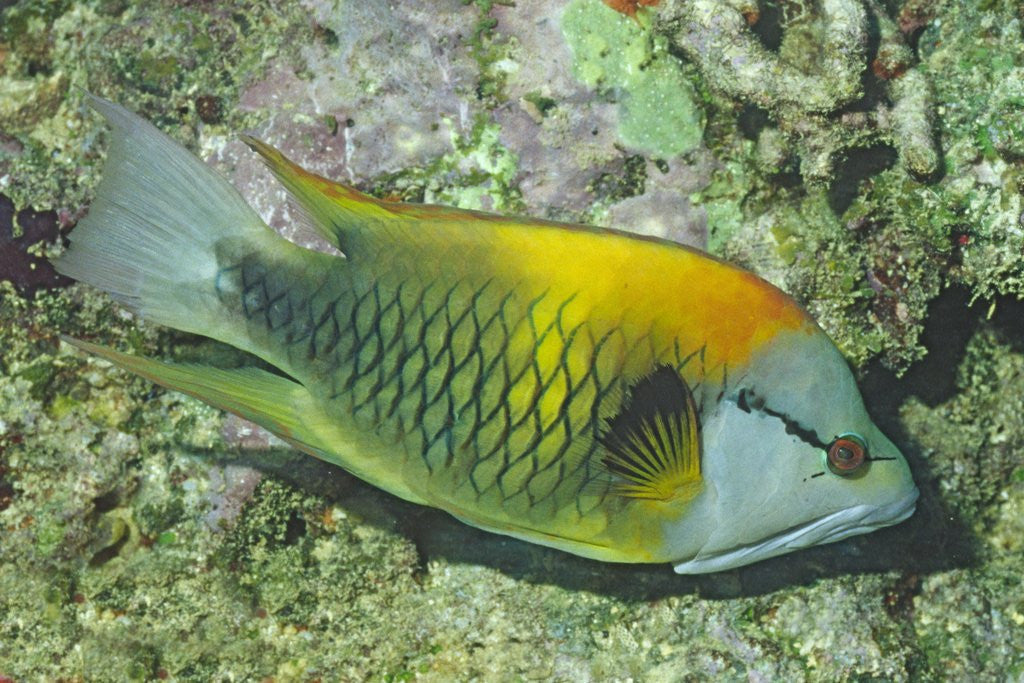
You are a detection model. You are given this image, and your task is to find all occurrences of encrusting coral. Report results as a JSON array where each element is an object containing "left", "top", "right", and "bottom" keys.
[{"left": 657, "top": 0, "right": 940, "bottom": 182}]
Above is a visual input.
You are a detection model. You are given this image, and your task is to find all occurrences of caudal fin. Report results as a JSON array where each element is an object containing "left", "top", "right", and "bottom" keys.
[{"left": 54, "top": 95, "right": 276, "bottom": 344}]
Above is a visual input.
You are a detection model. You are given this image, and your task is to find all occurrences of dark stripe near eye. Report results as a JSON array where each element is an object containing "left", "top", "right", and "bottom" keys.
[{"left": 735, "top": 388, "right": 830, "bottom": 451}]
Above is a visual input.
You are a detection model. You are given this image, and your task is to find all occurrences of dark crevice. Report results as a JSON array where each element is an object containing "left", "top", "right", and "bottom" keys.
[
  {"left": 89, "top": 530, "right": 130, "bottom": 567},
  {"left": 860, "top": 285, "right": 980, "bottom": 412},
  {"left": 283, "top": 511, "right": 306, "bottom": 546},
  {"left": 771, "top": 167, "right": 804, "bottom": 189},
  {"left": 738, "top": 104, "right": 771, "bottom": 140},
  {"left": 749, "top": 1, "right": 784, "bottom": 52},
  {"left": 0, "top": 194, "right": 74, "bottom": 295},
  {"left": 827, "top": 145, "right": 898, "bottom": 215},
  {"left": 847, "top": 3, "right": 890, "bottom": 113},
  {"left": 863, "top": 287, "right": 1024, "bottom": 421},
  {"left": 92, "top": 489, "right": 121, "bottom": 513}
]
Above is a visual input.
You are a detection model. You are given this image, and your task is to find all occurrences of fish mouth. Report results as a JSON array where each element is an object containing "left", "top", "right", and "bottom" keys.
[{"left": 673, "top": 487, "right": 920, "bottom": 574}]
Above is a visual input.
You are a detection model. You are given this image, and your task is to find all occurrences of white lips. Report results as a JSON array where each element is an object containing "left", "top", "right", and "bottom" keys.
[{"left": 672, "top": 487, "right": 920, "bottom": 575}]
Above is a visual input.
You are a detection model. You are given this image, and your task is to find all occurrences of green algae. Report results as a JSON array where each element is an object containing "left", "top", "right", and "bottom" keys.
[
  {"left": 0, "top": 0, "right": 312, "bottom": 214},
  {"left": 902, "top": 324, "right": 1024, "bottom": 528},
  {"left": 368, "top": 114, "right": 525, "bottom": 213},
  {"left": 562, "top": 0, "right": 704, "bottom": 158},
  {"left": 658, "top": 0, "right": 1023, "bottom": 371},
  {"left": 0, "top": 282, "right": 426, "bottom": 679},
  {"left": 461, "top": 0, "right": 517, "bottom": 107},
  {"left": 917, "top": 2, "right": 1024, "bottom": 302}
]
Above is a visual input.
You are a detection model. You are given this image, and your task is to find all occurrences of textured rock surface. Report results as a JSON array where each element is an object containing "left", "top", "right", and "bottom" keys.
[{"left": 1, "top": 0, "right": 1023, "bottom": 679}]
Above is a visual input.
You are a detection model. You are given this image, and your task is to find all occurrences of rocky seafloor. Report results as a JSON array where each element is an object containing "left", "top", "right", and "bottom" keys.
[{"left": 1, "top": 0, "right": 1023, "bottom": 679}]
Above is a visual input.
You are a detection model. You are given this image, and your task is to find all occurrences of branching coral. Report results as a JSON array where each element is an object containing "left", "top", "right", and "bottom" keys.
[{"left": 657, "top": 0, "right": 940, "bottom": 182}]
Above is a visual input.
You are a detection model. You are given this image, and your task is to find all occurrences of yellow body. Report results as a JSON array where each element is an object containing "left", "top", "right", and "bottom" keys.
[
  {"left": 57, "top": 97, "right": 919, "bottom": 572},
  {"left": 227, "top": 141, "right": 817, "bottom": 562}
]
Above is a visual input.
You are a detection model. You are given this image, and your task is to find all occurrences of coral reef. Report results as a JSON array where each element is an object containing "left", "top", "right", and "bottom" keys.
[
  {"left": 658, "top": 0, "right": 939, "bottom": 183},
  {"left": 1, "top": 0, "right": 1023, "bottom": 679},
  {"left": 654, "top": 0, "right": 1024, "bottom": 370}
]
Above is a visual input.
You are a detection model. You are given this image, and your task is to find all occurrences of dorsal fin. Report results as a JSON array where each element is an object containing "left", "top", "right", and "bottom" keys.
[
  {"left": 241, "top": 136, "right": 398, "bottom": 251},
  {"left": 599, "top": 365, "right": 703, "bottom": 501},
  {"left": 241, "top": 136, "right": 514, "bottom": 254}
]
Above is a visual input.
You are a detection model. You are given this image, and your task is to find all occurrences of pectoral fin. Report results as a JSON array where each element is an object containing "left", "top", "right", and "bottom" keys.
[{"left": 598, "top": 364, "right": 703, "bottom": 502}]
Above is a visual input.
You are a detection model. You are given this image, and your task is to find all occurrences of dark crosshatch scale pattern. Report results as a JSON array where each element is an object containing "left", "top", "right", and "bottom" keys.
[{"left": 215, "top": 250, "right": 717, "bottom": 525}]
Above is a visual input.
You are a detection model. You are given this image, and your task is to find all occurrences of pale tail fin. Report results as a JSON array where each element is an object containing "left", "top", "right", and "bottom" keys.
[{"left": 54, "top": 95, "right": 277, "bottom": 344}]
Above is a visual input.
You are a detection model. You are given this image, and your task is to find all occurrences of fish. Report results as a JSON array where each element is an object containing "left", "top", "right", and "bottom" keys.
[{"left": 53, "top": 95, "right": 919, "bottom": 574}]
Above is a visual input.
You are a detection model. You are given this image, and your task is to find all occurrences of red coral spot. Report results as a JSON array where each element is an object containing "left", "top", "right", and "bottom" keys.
[
  {"left": 898, "top": 0, "right": 937, "bottom": 34},
  {"left": 602, "top": 0, "right": 659, "bottom": 19},
  {"left": 871, "top": 58, "right": 907, "bottom": 80}
]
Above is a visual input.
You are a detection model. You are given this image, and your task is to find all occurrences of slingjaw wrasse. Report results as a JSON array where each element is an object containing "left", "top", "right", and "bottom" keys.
[{"left": 54, "top": 96, "right": 919, "bottom": 573}]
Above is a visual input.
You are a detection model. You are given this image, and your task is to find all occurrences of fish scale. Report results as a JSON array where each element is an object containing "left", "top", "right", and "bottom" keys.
[{"left": 218, "top": 246, "right": 640, "bottom": 525}]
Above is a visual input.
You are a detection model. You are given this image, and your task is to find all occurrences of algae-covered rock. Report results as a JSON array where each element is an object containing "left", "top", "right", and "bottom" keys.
[
  {"left": 1, "top": 0, "right": 1023, "bottom": 679},
  {"left": 562, "top": 0, "right": 704, "bottom": 158}
]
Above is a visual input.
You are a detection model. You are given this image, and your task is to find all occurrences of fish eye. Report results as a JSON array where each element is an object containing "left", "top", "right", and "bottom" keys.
[{"left": 825, "top": 433, "right": 867, "bottom": 476}]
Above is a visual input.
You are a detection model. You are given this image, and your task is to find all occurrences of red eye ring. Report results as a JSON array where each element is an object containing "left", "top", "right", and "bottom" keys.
[{"left": 826, "top": 434, "right": 867, "bottom": 476}]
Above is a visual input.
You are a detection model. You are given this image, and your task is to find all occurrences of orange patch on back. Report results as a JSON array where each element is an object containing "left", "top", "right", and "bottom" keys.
[{"left": 484, "top": 222, "right": 812, "bottom": 374}]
